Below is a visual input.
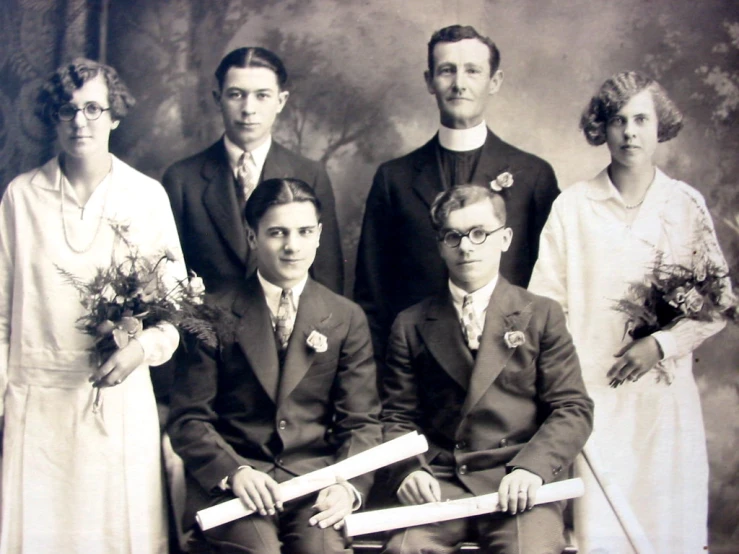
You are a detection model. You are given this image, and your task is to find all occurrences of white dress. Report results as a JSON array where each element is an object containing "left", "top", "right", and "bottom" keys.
[
  {"left": 0, "top": 156, "right": 185, "bottom": 554},
  {"left": 529, "top": 168, "right": 731, "bottom": 554}
]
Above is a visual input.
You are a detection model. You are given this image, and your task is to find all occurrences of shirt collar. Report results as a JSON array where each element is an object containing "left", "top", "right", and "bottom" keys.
[
  {"left": 438, "top": 121, "right": 488, "bottom": 152},
  {"left": 223, "top": 133, "right": 272, "bottom": 176},
  {"left": 448, "top": 274, "right": 498, "bottom": 315},
  {"left": 256, "top": 270, "right": 308, "bottom": 315},
  {"left": 586, "top": 166, "right": 667, "bottom": 205}
]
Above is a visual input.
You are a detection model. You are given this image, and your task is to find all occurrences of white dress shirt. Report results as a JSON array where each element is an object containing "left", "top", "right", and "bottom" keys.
[
  {"left": 257, "top": 271, "right": 307, "bottom": 330},
  {"left": 448, "top": 275, "right": 499, "bottom": 325},
  {"left": 223, "top": 133, "right": 272, "bottom": 179}
]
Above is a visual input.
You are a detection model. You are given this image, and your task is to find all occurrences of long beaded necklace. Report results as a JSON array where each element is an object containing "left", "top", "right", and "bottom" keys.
[{"left": 59, "top": 165, "right": 112, "bottom": 254}]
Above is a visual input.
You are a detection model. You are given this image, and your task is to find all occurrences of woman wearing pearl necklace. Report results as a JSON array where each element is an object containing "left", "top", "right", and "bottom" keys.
[
  {"left": 529, "top": 71, "right": 733, "bottom": 553},
  {"left": 0, "top": 59, "right": 184, "bottom": 553}
]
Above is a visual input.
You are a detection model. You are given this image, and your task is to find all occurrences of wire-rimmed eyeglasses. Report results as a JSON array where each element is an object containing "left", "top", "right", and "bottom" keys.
[
  {"left": 55, "top": 102, "right": 111, "bottom": 122},
  {"left": 439, "top": 225, "right": 505, "bottom": 248}
]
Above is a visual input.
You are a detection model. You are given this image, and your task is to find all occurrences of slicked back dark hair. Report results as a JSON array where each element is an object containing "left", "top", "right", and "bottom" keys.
[
  {"left": 36, "top": 58, "right": 135, "bottom": 127},
  {"left": 215, "top": 47, "right": 288, "bottom": 91},
  {"left": 580, "top": 71, "right": 683, "bottom": 146},
  {"left": 245, "top": 178, "right": 321, "bottom": 230},
  {"left": 427, "top": 25, "right": 501, "bottom": 76}
]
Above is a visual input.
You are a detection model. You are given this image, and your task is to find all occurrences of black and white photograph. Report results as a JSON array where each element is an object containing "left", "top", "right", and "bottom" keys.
[{"left": 0, "top": 1, "right": 737, "bottom": 553}]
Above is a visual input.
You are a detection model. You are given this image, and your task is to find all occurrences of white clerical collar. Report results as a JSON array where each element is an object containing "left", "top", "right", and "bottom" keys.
[
  {"left": 438, "top": 121, "right": 488, "bottom": 152},
  {"left": 448, "top": 275, "right": 498, "bottom": 317},
  {"left": 223, "top": 133, "right": 272, "bottom": 176},
  {"left": 257, "top": 271, "right": 308, "bottom": 316}
]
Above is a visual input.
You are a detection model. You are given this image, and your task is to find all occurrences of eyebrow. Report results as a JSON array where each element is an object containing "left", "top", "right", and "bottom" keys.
[
  {"left": 225, "top": 86, "right": 274, "bottom": 93},
  {"left": 266, "top": 225, "right": 318, "bottom": 231}
]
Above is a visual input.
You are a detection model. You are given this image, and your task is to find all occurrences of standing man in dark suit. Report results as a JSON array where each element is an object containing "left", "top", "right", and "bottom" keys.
[
  {"left": 163, "top": 47, "right": 343, "bottom": 295},
  {"left": 380, "top": 185, "right": 592, "bottom": 554},
  {"left": 168, "top": 178, "right": 381, "bottom": 554},
  {"left": 355, "top": 25, "right": 559, "bottom": 364}
]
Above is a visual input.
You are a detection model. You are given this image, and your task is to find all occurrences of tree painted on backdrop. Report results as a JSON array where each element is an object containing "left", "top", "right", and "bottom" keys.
[
  {"left": 626, "top": 6, "right": 739, "bottom": 285},
  {"left": 621, "top": 5, "right": 739, "bottom": 548}
]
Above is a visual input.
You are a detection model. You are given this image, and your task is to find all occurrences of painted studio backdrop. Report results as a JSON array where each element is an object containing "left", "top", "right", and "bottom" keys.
[{"left": 1, "top": 0, "right": 737, "bottom": 551}]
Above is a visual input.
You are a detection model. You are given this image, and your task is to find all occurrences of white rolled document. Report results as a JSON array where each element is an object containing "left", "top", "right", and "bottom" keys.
[
  {"left": 196, "top": 431, "right": 429, "bottom": 531},
  {"left": 344, "top": 477, "right": 585, "bottom": 537}
]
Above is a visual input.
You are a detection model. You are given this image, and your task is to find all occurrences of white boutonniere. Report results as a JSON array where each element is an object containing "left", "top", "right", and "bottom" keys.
[
  {"left": 306, "top": 330, "right": 328, "bottom": 353},
  {"left": 503, "top": 330, "right": 526, "bottom": 349},
  {"left": 490, "top": 171, "right": 514, "bottom": 192}
]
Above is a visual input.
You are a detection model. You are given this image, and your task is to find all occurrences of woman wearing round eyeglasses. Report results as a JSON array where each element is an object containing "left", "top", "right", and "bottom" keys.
[{"left": 0, "top": 59, "right": 184, "bottom": 553}]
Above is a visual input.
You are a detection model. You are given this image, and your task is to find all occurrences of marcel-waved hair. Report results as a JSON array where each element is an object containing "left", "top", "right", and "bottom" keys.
[
  {"left": 215, "top": 47, "right": 288, "bottom": 91},
  {"left": 430, "top": 184, "right": 507, "bottom": 233},
  {"left": 580, "top": 71, "right": 683, "bottom": 146},
  {"left": 36, "top": 58, "right": 134, "bottom": 127},
  {"left": 244, "top": 178, "right": 322, "bottom": 230},
  {"left": 427, "top": 25, "right": 500, "bottom": 75}
]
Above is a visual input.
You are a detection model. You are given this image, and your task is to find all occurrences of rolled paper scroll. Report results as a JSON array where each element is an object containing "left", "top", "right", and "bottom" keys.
[
  {"left": 344, "top": 477, "right": 585, "bottom": 537},
  {"left": 196, "top": 431, "right": 429, "bottom": 530},
  {"left": 582, "top": 443, "right": 656, "bottom": 554}
]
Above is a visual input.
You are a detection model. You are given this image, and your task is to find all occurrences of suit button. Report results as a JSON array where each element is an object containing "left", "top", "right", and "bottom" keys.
[
  {"left": 455, "top": 441, "right": 466, "bottom": 450},
  {"left": 278, "top": 419, "right": 287, "bottom": 430},
  {"left": 458, "top": 464, "right": 468, "bottom": 475},
  {"left": 553, "top": 466, "right": 561, "bottom": 475},
  {"left": 499, "top": 438, "right": 508, "bottom": 447},
  {"left": 275, "top": 458, "right": 284, "bottom": 465}
]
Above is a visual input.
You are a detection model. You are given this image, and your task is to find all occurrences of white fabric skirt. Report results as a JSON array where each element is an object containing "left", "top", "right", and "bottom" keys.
[
  {"left": 574, "top": 356, "right": 708, "bottom": 554},
  {"left": 0, "top": 364, "right": 167, "bottom": 554}
]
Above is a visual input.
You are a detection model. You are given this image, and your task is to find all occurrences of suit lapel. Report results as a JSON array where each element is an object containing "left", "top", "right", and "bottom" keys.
[
  {"left": 411, "top": 137, "right": 446, "bottom": 208},
  {"left": 419, "top": 292, "right": 474, "bottom": 390},
  {"left": 201, "top": 140, "right": 248, "bottom": 264},
  {"left": 470, "top": 129, "right": 511, "bottom": 187},
  {"left": 261, "top": 142, "right": 294, "bottom": 181},
  {"left": 462, "top": 278, "right": 533, "bottom": 415},
  {"left": 232, "top": 276, "right": 281, "bottom": 402},
  {"left": 277, "top": 279, "right": 334, "bottom": 404}
]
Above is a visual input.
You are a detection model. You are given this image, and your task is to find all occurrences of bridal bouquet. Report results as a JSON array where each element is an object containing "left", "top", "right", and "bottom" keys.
[
  {"left": 57, "top": 223, "right": 219, "bottom": 384},
  {"left": 613, "top": 254, "right": 736, "bottom": 383}
]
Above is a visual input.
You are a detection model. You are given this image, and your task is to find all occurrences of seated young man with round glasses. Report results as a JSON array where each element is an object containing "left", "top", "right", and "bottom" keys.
[{"left": 379, "top": 184, "right": 593, "bottom": 554}]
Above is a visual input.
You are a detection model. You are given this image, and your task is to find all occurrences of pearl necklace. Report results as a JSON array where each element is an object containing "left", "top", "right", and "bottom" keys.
[
  {"left": 623, "top": 178, "right": 654, "bottom": 210},
  {"left": 60, "top": 167, "right": 111, "bottom": 254}
]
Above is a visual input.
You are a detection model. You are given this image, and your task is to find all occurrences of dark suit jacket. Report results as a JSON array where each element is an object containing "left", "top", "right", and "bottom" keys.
[
  {"left": 167, "top": 275, "right": 382, "bottom": 524},
  {"left": 354, "top": 130, "right": 559, "bottom": 362},
  {"left": 381, "top": 277, "right": 593, "bottom": 496},
  {"left": 162, "top": 138, "right": 344, "bottom": 294}
]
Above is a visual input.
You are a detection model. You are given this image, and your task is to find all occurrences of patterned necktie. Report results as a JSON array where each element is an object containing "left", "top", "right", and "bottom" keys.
[
  {"left": 235, "top": 151, "right": 258, "bottom": 203},
  {"left": 461, "top": 294, "right": 483, "bottom": 350},
  {"left": 274, "top": 289, "right": 295, "bottom": 352}
]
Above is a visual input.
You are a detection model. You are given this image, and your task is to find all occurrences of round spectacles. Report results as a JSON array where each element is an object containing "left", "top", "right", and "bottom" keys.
[
  {"left": 55, "top": 102, "right": 111, "bottom": 122},
  {"left": 439, "top": 225, "right": 505, "bottom": 248}
]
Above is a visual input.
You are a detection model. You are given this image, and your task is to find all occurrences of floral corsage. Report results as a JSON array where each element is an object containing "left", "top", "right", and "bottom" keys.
[
  {"left": 490, "top": 171, "right": 514, "bottom": 192},
  {"left": 503, "top": 330, "right": 526, "bottom": 349},
  {"left": 306, "top": 330, "right": 328, "bottom": 353}
]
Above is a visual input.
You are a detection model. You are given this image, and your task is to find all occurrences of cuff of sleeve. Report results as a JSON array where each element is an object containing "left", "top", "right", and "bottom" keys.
[
  {"left": 218, "top": 465, "right": 251, "bottom": 491},
  {"left": 651, "top": 331, "right": 675, "bottom": 360},
  {"left": 336, "top": 481, "right": 362, "bottom": 511},
  {"left": 136, "top": 324, "right": 179, "bottom": 367}
]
